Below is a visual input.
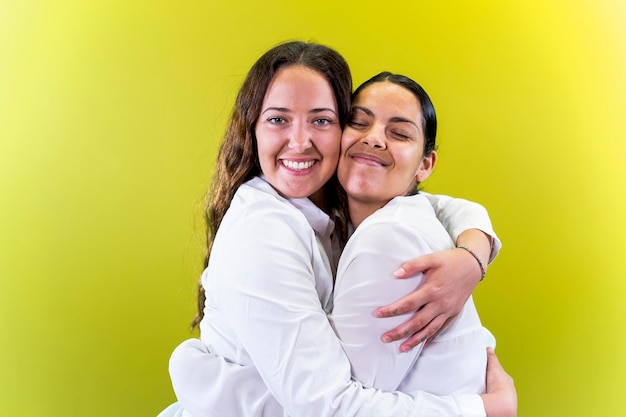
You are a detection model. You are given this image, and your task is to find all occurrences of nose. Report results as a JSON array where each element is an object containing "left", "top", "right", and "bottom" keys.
[
  {"left": 361, "top": 125, "right": 386, "bottom": 149},
  {"left": 287, "top": 123, "right": 312, "bottom": 154}
]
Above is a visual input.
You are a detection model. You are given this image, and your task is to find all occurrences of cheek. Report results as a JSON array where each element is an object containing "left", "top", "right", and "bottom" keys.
[
  {"left": 336, "top": 159, "right": 351, "bottom": 193},
  {"left": 388, "top": 153, "right": 420, "bottom": 196},
  {"left": 321, "top": 130, "right": 342, "bottom": 162},
  {"left": 340, "top": 129, "right": 358, "bottom": 152},
  {"left": 254, "top": 127, "right": 275, "bottom": 160},
  {"left": 399, "top": 147, "right": 424, "bottom": 175}
]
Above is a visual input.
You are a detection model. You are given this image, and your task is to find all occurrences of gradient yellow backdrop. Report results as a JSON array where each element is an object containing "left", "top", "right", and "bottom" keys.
[{"left": 1, "top": 1, "right": 625, "bottom": 416}]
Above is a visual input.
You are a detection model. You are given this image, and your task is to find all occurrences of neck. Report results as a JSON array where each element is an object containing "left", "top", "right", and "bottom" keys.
[{"left": 348, "top": 198, "right": 387, "bottom": 229}]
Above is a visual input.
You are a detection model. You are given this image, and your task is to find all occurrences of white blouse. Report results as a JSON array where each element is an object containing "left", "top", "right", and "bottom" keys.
[
  {"left": 330, "top": 193, "right": 494, "bottom": 395},
  {"left": 170, "top": 176, "right": 500, "bottom": 417}
]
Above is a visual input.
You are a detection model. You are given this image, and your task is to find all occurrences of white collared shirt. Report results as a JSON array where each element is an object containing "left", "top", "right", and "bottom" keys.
[{"left": 331, "top": 193, "right": 494, "bottom": 397}]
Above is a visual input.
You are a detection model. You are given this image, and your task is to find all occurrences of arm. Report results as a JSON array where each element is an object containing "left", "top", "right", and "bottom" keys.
[{"left": 375, "top": 193, "right": 501, "bottom": 351}]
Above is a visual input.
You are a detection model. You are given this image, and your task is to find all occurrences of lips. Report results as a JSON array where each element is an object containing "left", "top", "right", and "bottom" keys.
[{"left": 348, "top": 151, "right": 389, "bottom": 167}]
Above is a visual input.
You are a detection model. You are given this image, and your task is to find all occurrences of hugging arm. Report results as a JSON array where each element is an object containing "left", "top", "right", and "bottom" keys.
[{"left": 375, "top": 193, "right": 502, "bottom": 351}]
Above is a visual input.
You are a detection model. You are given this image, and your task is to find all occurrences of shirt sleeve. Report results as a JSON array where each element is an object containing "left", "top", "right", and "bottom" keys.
[
  {"left": 169, "top": 338, "right": 286, "bottom": 417},
  {"left": 330, "top": 222, "right": 428, "bottom": 392},
  {"left": 421, "top": 192, "right": 502, "bottom": 263},
  {"left": 174, "top": 206, "right": 485, "bottom": 417}
]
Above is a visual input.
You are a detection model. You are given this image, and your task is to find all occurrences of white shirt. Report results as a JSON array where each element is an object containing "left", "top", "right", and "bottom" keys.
[
  {"left": 330, "top": 193, "right": 493, "bottom": 395},
  {"left": 421, "top": 191, "right": 501, "bottom": 264},
  {"left": 170, "top": 177, "right": 500, "bottom": 417}
]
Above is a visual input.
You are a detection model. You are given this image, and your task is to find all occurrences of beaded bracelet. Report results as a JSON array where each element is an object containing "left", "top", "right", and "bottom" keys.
[{"left": 456, "top": 245, "right": 486, "bottom": 281}]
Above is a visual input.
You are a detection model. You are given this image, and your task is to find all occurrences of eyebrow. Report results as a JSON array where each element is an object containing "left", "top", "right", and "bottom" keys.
[
  {"left": 353, "top": 106, "right": 421, "bottom": 131},
  {"left": 261, "top": 107, "right": 337, "bottom": 115},
  {"left": 352, "top": 106, "right": 374, "bottom": 117},
  {"left": 389, "top": 116, "right": 421, "bottom": 131}
]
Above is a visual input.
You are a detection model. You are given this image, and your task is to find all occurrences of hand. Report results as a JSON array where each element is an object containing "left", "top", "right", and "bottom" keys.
[
  {"left": 481, "top": 348, "right": 517, "bottom": 417},
  {"left": 374, "top": 246, "right": 483, "bottom": 352}
]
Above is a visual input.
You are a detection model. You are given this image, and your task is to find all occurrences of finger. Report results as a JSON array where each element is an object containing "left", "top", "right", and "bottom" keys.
[
  {"left": 380, "top": 315, "right": 425, "bottom": 344},
  {"left": 485, "top": 347, "right": 503, "bottom": 394},
  {"left": 422, "top": 316, "right": 452, "bottom": 348},
  {"left": 486, "top": 347, "right": 502, "bottom": 371},
  {"left": 380, "top": 304, "right": 438, "bottom": 343},
  {"left": 374, "top": 290, "right": 429, "bottom": 318},
  {"left": 403, "top": 314, "right": 448, "bottom": 351},
  {"left": 399, "top": 332, "right": 426, "bottom": 352},
  {"left": 393, "top": 253, "right": 436, "bottom": 278},
  {"left": 375, "top": 300, "right": 424, "bottom": 319}
]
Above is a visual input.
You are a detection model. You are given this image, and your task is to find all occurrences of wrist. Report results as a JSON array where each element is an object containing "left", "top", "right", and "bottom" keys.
[
  {"left": 456, "top": 229, "right": 493, "bottom": 265},
  {"left": 456, "top": 245, "right": 487, "bottom": 281}
]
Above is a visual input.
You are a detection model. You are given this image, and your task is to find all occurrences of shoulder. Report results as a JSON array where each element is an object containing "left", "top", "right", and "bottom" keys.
[
  {"left": 364, "top": 194, "right": 437, "bottom": 229},
  {"left": 350, "top": 194, "right": 453, "bottom": 254},
  {"left": 208, "top": 181, "right": 319, "bottom": 291},
  {"left": 208, "top": 181, "right": 317, "bottom": 270}
]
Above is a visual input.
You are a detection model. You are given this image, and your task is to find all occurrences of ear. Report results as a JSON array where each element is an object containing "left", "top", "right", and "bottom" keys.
[{"left": 415, "top": 151, "right": 437, "bottom": 183}]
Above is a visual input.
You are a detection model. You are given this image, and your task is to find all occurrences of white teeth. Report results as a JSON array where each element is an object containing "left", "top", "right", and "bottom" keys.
[{"left": 282, "top": 160, "right": 315, "bottom": 171}]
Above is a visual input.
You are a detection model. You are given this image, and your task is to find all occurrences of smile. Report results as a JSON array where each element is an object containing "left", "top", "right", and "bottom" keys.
[
  {"left": 349, "top": 152, "right": 389, "bottom": 167},
  {"left": 281, "top": 160, "right": 316, "bottom": 171}
]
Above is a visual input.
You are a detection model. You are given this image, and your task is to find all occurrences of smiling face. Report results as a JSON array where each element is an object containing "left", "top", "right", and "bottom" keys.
[
  {"left": 337, "top": 81, "right": 436, "bottom": 225},
  {"left": 255, "top": 65, "right": 342, "bottom": 206}
]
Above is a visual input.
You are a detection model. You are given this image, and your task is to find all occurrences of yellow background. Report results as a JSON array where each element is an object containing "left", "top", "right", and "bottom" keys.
[{"left": 1, "top": 1, "right": 625, "bottom": 416}]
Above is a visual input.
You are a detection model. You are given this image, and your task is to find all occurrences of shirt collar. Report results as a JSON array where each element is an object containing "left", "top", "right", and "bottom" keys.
[{"left": 255, "top": 175, "right": 335, "bottom": 240}]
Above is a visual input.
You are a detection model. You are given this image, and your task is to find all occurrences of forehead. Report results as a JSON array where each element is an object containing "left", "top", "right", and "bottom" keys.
[
  {"left": 263, "top": 65, "right": 337, "bottom": 107},
  {"left": 354, "top": 82, "right": 422, "bottom": 121}
]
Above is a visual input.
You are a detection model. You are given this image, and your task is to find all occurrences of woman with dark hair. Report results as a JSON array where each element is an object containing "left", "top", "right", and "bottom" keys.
[
  {"left": 331, "top": 72, "right": 505, "bottom": 399},
  {"left": 167, "top": 41, "right": 515, "bottom": 417}
]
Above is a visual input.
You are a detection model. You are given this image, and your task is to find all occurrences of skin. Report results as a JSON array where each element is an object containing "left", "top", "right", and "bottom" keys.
[
  {"left": 483, "top": 348, "right": 518, "bottom": 417},
  {"left": 255, "top": 65, "right": 341, "bottom": 208},
  {"left": 338, "top": 81, "right": 436, "bottom": 227}
]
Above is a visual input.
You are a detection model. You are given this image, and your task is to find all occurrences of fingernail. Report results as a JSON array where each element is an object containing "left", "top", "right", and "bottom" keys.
[
  {"left": 400, "top": 345, "right": 410, "bottom": 353},
  {"left": 374, "top": 310, "right": 383, "bottom": 318},
  {"left": 393, "top": 267, "right": 405, "bottom": 277},
  {"left": 382, "top": 335, "right": 392, "bottom": 343}
]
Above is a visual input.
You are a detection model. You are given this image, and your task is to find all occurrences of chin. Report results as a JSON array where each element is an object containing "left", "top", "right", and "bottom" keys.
[{"left": 346, "top": 178, "right": 376, "bottom": 194}]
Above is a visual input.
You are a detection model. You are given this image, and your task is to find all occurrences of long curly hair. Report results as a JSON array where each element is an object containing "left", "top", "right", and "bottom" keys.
[{"left": 191, "top": 41, "right": 352, "bottom": 328}]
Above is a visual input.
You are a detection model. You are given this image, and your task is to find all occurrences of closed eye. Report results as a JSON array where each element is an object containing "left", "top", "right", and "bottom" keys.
[
  {"left": 347, "top": 119, "right": 369, "bottom": 129},
  {"left": 391, "top": 131, "right": 412, "bottom": 140}
]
